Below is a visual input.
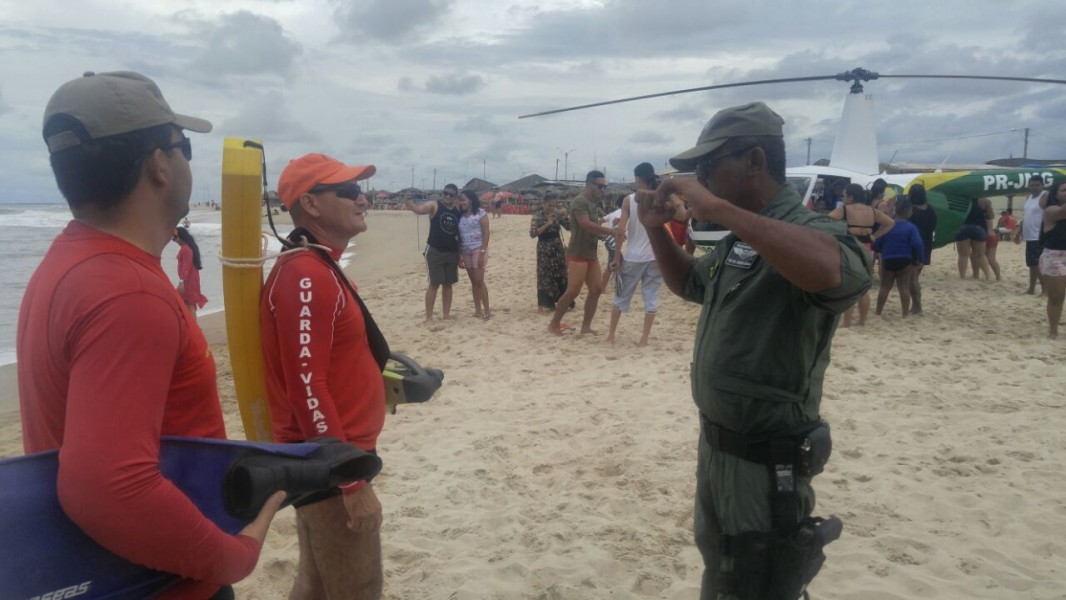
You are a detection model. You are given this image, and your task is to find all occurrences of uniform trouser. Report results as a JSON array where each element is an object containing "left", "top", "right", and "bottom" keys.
[{"left": 694, "top": 430, "right": 815, "bottom": 600}]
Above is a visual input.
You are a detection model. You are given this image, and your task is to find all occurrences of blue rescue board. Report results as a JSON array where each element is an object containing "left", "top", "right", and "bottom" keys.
[{"left": 0, "top": 436, "right": 381, "bottom": 599}]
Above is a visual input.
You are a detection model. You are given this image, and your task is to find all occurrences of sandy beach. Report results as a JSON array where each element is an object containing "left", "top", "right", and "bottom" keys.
[{"left": 1, "top": 210, "right": 1063, "bottom": 599}]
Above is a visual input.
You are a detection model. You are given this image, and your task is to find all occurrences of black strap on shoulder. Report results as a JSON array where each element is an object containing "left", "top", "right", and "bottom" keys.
[{"left": 284, "top": 228, "right": 391, "bottom": 371}]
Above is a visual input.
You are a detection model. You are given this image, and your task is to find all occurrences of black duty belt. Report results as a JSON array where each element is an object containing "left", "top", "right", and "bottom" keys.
[{"left": 700, "top": 414, "right": 805, "bottom": 467}]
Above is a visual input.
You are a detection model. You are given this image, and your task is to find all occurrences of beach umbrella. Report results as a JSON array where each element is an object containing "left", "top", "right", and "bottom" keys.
[{"left": 480, "top": 191, "right": 495, "bottom": 201}]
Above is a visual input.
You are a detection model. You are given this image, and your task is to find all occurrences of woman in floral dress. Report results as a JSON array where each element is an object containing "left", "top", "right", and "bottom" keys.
[{"left": 529, "top": 193, "right": 572, "bottom": 314}]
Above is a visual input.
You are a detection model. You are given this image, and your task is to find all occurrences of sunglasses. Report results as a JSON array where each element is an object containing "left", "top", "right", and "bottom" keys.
[
  {"left": 310, "top": 182, "right": 362, "bottom": 200},
  {"left": 158, "top": 137, "right": 192, "bottom": 161},
  {"left": 695, "top": 145, "right": 757, "bottom": 181},
  {"left": 442, "top": 191, "right": 457, "bottom": 198},
  {"left": 596, "top": 184, "right": 608, "bottom": 191}
]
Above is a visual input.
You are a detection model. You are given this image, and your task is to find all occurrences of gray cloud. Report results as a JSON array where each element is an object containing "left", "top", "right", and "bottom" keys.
[
  {"left": 653, "top": 105, "right": 706, "bottom": 123},
  {"left": 349, "top": 134, "right": 396, "bottom": 152},
  {"left": 4, "top": 0, "right": 1065, "bottom": 204},
  {"left": 184, "top": 11, "right": 301, "bottom": 79},
  {"left": 627, "top": 131, "right": 673, "bottom": 145},
  {"left": 569, "top": 61, "right": 605, "bottom": 77},
  {"left": 336, "top": 0, "right": 454, "bottom": 42},
  {"left": 218, "top": 90, "right": 317, "bottom": 144},
  {"left": 425, "top": 73, "right": 485, "bottom": 96},
  {"left": 455, "top": 115, "right": 502, "bottom": 136}
]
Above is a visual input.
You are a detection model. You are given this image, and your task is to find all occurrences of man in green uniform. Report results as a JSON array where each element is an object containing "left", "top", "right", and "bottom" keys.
[
  {"left": 549, "top": 170, "right": 617, "bottom": 335},
  {"left": 637, "top": 103, "right": 871, "bottom": 599}
]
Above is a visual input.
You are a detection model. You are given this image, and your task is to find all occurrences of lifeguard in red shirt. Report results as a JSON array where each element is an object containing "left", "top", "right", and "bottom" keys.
[
  {"left": 260, "top": 153, "right": 386, "bottom": 599},
  {"left": 19, "top": 71, "right": 283, "bottom": 599}
]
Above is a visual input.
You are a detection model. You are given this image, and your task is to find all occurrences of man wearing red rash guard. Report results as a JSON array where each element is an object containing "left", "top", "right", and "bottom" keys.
[
  {"left": 261, "top": 153, "right": 386, "bottom": 600},
  {"left": 18, "top": 71, "right": 285, "bottom": 599}
]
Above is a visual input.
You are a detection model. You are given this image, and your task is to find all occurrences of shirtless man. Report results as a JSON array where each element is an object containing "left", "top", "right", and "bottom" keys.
[{"left": 548, "top": 170, "right": 617, "bottom": 335}]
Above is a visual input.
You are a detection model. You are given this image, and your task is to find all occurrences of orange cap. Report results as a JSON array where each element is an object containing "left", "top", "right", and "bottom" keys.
[{"left": 277, "top": 153, "right": 376, "bottom": 209}]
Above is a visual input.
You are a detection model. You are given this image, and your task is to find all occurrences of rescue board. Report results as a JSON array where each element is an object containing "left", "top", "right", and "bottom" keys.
[
  {"left": 0, "top": 436, "right": 381, "bottom": 600},
  {"left": 221, "top": 138, "right": 274, "bottom": 441}
]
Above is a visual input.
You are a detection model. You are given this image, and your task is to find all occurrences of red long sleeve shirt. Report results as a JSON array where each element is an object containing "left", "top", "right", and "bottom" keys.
[
  {"left": 260, "top": 248, "right": 385, "bottom": 450},
  {"left": 17, "top": 222, "right": 259, "bottom": 598}
]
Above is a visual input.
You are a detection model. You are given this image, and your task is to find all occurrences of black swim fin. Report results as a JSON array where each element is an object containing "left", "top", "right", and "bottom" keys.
[
  {"left": 384, "top": 351, "right": 444, "bottom": 405},
  {"left": 223, "top": 437, "right": 382, "bottom": 519}
]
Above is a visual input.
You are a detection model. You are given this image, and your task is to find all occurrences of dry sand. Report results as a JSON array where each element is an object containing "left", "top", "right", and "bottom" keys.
[{"left": 1, "top": 211, "right": 1063, "bottom": 599}]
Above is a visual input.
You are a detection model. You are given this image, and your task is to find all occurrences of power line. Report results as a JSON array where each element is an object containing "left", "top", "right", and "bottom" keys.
[{"left": 882, "top": 129, "right": 1021, "bottom": 146}]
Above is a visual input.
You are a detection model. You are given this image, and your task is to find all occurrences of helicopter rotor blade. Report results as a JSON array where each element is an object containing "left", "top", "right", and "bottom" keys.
[
  {"left": 878, "top": 74, "right": 1066, "bottom": 85},
  {"left": 518, "top": 68, "right": 1066, "bottom": 119},
  {"left": 517, "top": 75, "right": 838, "bottom": 119}
]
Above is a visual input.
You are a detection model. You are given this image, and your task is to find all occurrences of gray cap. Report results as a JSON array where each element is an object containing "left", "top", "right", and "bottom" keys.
[
  {"left": 43, "top": 71, "right": 212, "bottom": 153},
  {"left": 669, "top": 101, "right": 784, "bottom": 172}
]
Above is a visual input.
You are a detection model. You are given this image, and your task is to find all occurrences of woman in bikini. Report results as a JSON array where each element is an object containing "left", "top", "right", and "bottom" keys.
[{"left": 828, "top": 183, "right": 895, "bottom": 326}]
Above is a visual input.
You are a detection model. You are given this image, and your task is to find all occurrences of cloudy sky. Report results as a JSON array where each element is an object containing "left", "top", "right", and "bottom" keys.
[{"left": 1, "top": 0, "right": 1064, "bottom": 203}]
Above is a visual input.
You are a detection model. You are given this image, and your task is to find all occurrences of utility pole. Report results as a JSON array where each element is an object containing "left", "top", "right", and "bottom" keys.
[
  {"left": 432, "top": 168, "right": 437, "bottom": 191},
  {"left": 410, "top": 166, "right": 415, "bottom": 189},
  {"left": 483, "top": 158, "right": 486, "bottom": 180},
  {"left": 555, "top": 158, "right": 559, "bottom": 180},
  {"left": 557, "top": 147, "right": 576, "bottom": 181},
  {"left": 805, "top": 138, "right": 812, "bottom": 165},
  {"left": 1023, "top": 127, "right": 1030, "bottom": 159}
]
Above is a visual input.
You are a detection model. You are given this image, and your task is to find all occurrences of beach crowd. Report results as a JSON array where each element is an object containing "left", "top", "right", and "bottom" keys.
[{"left": 13, "top": 68, "right": 1065, "bottom": 600}]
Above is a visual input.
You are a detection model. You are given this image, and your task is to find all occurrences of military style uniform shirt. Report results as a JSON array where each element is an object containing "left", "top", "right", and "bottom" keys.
[
  {"left": 566, "top": 192, "right": 604, "bottom": 259},
  {"left": 682, "top": 185, "right": 871, "bottom": 436}
]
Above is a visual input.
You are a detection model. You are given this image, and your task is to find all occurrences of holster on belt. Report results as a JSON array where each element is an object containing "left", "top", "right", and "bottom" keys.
[{"left": 699, "top": 414, "right": 831, "bottom": 477}]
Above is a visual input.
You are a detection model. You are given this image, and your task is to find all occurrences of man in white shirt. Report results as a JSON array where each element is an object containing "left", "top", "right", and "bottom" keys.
[
  {"left": 1018, "top": 175, "right": 1049, "bottom": 295},
  {"left": 606, "top": 163, "right": 664, "bottom": 346}
]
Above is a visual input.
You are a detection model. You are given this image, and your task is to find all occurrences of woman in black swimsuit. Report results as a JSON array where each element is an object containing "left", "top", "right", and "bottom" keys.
[
  {"left": 827, "top": 183, "right": 895, "bottom": 326},
  {"left": 907, "top": 184, "right": 938, "bottom": 315}
]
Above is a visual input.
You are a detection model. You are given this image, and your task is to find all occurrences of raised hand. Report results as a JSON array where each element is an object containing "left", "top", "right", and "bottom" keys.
[{"left": 635, "top": 189, "right": 676, "bottom": 229}]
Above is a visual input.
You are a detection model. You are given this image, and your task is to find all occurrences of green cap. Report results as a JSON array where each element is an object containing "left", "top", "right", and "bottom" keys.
[
  {"left": 43, "top": 71, "right": 212, "bottom": 153},
  {"left": 669, "top": 101, "right": 784, "bottom": 172}
]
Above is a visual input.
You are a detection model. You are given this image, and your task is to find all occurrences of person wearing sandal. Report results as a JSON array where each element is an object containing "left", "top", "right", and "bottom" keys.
[{"left": 458, "top": 190, "right": 492, "bottom": 320}]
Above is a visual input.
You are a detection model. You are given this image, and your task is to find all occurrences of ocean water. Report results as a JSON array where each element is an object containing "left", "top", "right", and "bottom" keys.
[{"left": 0, "top": 204, "right": 342, "bottom": 366}]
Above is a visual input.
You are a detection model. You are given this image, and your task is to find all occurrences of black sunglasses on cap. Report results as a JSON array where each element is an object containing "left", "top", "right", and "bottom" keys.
[{"left": 310, "top": 182, "right": 362, "bottom": 200}]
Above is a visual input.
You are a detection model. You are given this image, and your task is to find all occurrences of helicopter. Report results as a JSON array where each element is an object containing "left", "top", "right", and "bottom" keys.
[{"left": 520, "top": 68, "right": 1066, "bottom": 248}]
